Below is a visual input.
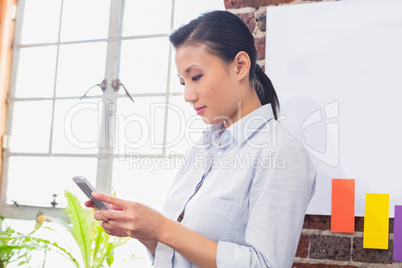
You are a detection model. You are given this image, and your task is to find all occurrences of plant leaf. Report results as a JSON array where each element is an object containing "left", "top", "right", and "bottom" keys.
[
  {"left": 64, "top": 190, "right": 92, "bottom": 268},
  {"left": 91, "top": 223, "right": 104, "bottom": 265},
  {"left": 105, "top": 242, "right": 114, "bottom": 266}
]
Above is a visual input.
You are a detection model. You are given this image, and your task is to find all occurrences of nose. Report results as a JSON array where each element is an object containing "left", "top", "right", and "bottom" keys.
[{"left": 183, "top": 84, "right": 198, "bottom": 104}]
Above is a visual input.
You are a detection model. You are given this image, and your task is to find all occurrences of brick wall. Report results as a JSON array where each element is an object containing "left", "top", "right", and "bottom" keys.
[
  {"left": 224, "top": 0, "right": 401, "bottom": 267},
  {"left": 297, "top": 215, "right": 398, "bottom": 267}
]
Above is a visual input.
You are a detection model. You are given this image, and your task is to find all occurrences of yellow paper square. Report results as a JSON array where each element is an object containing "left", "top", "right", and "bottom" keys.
[{"left": 363, "top": 193, "right": 389, "bottom": 249}]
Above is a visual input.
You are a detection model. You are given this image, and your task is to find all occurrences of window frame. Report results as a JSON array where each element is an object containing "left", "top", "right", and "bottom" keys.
[{"left": 0, "top": 0, "right": 185, "bottom": 220}]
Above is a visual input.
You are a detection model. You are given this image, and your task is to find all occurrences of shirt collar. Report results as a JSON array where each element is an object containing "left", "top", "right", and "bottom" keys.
[
  {"left": 202, "top": 121, "right": 225, "bottom": 148},
  {"left": 202, "top": 103, "right": 274, "bottom": 149}
]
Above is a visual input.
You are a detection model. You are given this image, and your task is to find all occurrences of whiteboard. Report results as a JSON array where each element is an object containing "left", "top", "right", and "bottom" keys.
[{"left": 265, "top": 0, "right": 402, "bottom": 217}]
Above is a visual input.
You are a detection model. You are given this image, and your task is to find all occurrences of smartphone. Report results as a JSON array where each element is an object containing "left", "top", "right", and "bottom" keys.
[{"left": 73, "top": 176, "right": 111, "bottom": 210}]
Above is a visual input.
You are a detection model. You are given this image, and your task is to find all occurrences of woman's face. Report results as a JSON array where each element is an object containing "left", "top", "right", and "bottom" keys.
[{"left": 175, "top": 44, "right": 246, "bottom": 126}]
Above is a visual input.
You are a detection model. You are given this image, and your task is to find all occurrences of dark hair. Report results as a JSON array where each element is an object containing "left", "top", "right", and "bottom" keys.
[{"left": 169, "top": 10, "right": 280, "bottom": 120}]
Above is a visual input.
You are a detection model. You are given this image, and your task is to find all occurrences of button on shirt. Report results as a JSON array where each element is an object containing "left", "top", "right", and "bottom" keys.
[{"left": 150, "top": 103, "right": 316, "bottom": 268}]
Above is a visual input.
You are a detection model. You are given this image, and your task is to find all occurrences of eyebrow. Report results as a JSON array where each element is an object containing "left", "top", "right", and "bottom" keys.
[
  {"left": 185, "top": 64, "right": 198, "bottom": 73},
  {"left": 177, "top": 64, "right": 199, "bottom": 78}
]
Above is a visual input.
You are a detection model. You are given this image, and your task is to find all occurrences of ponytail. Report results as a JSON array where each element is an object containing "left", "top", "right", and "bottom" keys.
[{"left": 253, "top": 64, "right": 280, "bottom": 120}]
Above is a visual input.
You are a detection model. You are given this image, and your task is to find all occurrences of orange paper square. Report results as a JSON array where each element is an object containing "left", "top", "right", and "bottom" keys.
[{"left": 331, "top": 179, "right": 355, "bottom": 233}]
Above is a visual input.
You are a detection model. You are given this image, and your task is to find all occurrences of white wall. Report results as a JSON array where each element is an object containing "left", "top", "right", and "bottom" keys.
[{"left": 266, "top": 0, "right": 402, "bottom": 217}]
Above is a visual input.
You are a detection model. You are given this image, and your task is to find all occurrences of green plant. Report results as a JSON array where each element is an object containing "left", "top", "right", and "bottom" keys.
[
  {"left": 0, "top": 217, "right": 77, "bottom": 268},
  {"left": 1, "top": 190, "right": 129, "bottom": 267},
  {"left": 40, "top": 190, "right": 129, "bottom": 267}
]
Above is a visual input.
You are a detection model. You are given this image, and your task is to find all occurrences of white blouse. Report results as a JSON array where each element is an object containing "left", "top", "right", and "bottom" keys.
[{"left": 151, "top": 103, "right": 316, "bottom": 268}]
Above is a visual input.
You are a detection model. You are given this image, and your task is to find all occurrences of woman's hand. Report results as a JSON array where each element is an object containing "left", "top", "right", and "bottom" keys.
[
  {"left": 89, "top": 192, "right": 167, "bottom": 242},
  {"left": 86, "top": 192, "right": 217, "bottom": 266},
  {"left": 84, "top": 198, "right": 128, "bottom": 237}
]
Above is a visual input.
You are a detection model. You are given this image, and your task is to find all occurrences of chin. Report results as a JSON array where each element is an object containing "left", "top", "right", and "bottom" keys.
[
  {"left": 201, "top": 116, "right": 224, "bottom": 126},
  {"left": 200, "top": 115, "right": 213, "bottom": 125}
]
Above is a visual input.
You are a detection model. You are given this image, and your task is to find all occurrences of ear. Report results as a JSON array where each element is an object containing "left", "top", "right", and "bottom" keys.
[{"left": 233, "top": 51, "right": 251, "bottom": 82}]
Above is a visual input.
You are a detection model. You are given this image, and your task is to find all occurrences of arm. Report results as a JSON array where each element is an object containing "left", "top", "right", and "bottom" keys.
[
  {"left": 92, "top": 192, "right": 218, "bottom": 268},
  {"left": 215, "top": 141, "right": 316, "bottom": 268},
  {"left": 159, "top": 218, "right": 218, "bottom": 268}
]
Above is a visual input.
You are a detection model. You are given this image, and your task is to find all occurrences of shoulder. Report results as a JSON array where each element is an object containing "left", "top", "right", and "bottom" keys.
[
  {"left": 247, "top": 119, "right": 305, "bottom": 154},
  {"left": 272, "top": 121, "right": 306, "bottom": 154},
  {"left": 251, "top": 119, "right": 316, "bottom": 177}
]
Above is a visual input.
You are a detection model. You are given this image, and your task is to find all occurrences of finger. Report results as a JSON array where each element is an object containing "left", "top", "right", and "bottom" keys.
[
  {"left": 111, "top": 205, "right": 123, "bottom": 211},
  {"left": 94, "top": 211, "right": 109, "bottom": 222},
  {"left": 84, "top": 200, "right": 95, "bottom": 208},
  {"left": 106, "top": 219, "right": 131, "bottom": 232},
  {"left": 101, "top": 221, "right": 119, "bottom": 235},
  {"left": 99, "top": 209, "right": 126, "bottom": 221},
  {"left": 102, "top": 221, "right": 129, "bottom": 237},
  {"left": 92, "top": 192, "right": 130, "bottom": 208}
]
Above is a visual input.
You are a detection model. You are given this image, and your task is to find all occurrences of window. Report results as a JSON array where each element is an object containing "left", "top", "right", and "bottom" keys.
[{"left": 0, "top": 0, "right": 224, "bottom": 220}]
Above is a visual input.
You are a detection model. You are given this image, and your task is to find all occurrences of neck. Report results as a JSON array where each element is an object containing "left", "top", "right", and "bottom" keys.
[{"left": 223, "top": 86, "right": 261, "bottom": 131}]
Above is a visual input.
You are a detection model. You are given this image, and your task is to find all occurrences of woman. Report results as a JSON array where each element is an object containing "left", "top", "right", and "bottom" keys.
[{"left": 87, "top": 10, "right": 316, "bottom": 268}]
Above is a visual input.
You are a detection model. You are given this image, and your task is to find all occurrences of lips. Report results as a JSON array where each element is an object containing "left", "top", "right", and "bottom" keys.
[{"left": 194, "top": 106, "right": 206, "bottom": 115}]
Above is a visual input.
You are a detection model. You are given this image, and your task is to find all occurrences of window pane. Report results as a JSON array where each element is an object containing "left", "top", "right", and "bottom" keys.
[
  {"left": 120, "top": 38, "right": 169, "bottom": 94},
  {"left": 9, "top": 101, "right": 53, "bottom": 153},
  {"left": 15, "top": 46, "right": 57, "bottom": 98},
  {"left": 173, "top": 0, "right": 224, "bottom": 29},
  {"left": 115, "top": 97, "right": 165, "bottom": 156},
  {"left": 60, "top": 0, "right": 110, "bottom": 42},
  {"left": 166, "top": 96, "right": 205, "bottom": 154},
  {"left": 169, "top": 52, "right": 182, "bottom": 93},
  {"left": 56, "top": 42, "right": 107, "bottom": 97},
  {"left": 122, "top": 0, "right": 172, "bottom": 36},
  {"left": 19, "top": 0, "right": 61, "bottom": 44},
  {"left": 6, "top": 157, "right": 97, "bottom": 207},
  {"left": 52, "top": 99, "right": 101, "bottom": 154},
  {"left": 112, "top": 157, "right": 178, "bottom": 211}
]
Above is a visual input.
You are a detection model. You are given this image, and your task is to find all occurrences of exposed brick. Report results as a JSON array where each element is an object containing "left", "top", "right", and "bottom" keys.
[
  {"left": 256, "top": 11, "right": 266, "bottom": 32},
  {"left": 309, "top": 235, "right": 351, "bottom": 261},
  {"left": 255, "top": 37, "right": 265, "bottom": 61},
  {"left": 224, "top": 0, "right": 294, "bottom": 9},
  {"left": 389, "top": 218, "right": 394, "bottom": 233},
  {"left": 296, "top": 234, "right": 309, "bottom": 258},
  {"left": 292, "top": 264, "right": 358, "bottom": 268},
  {"left": 355, "top": 217, "right": 394, "bottom": 233},
  {"left": 236, "top": 13, "right": 255, "bottom": 33},
  {"left": 303, "top": 215, "right": 330, "bottom": 230},
  {"left": 352, "top": 237, "right": 393, "bottom": 264},
  {"left": 355, "top": 217, "right": 364, "bottom": 232}
]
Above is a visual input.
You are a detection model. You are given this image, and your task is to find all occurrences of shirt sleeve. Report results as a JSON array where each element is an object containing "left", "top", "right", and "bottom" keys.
[{"left": 216, "top": 139, "right": 316, "bottom": 268}]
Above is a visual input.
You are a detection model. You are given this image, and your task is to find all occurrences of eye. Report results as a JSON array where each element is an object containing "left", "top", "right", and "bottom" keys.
[{"left": 192, "top": 75, "right": 202, "bottom": 82}]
